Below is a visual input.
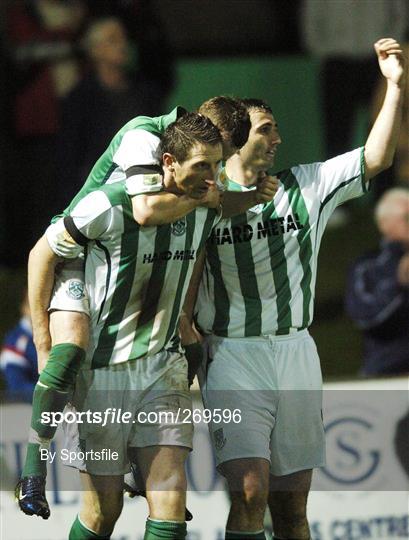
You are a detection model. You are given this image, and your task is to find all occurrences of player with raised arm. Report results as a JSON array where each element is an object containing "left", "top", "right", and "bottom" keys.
[{"left": 182, "top": 38, "right": 406, "bottom": 540}]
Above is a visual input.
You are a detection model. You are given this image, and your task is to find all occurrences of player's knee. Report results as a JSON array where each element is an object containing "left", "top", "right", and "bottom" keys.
[
  {"left": 81, "top": 494, "right": 123, "bottom": 535},
  {"left": 230, "top": 475, "right": 269, "bottom": 513},
  {"left": 147, "top": 466, "right": 186, "bottom": 492},
  {"left": 146, "top": 489, "right": 185, "bottom": 520}
]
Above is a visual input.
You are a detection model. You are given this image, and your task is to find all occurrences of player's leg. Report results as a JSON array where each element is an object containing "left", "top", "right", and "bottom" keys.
[
  {"left": 268, "top": 332, "right": 325, "bottom": 540},
  {"left": 69, "top": 472, "right": 124, "bottom": 540},
  {"left": 221, "top": 458, "right": 269, "bottom": 539},
  {"left": 135, "top": 445, "right": 189, "bottom": 539},
  {"left": 200, "top": 336, "right": 276, "bottom": 540},
  {"left": 268, "top": 470, "right": 312, "bottom": 539},
  {"left": 128, "top": 351, "right": 194, "bottom": 539},
  {"left": 18, "top": 261, "right": 89, "bottom": 517}
]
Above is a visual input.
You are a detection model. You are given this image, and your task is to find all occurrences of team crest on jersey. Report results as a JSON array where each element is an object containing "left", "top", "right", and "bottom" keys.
[
  {"left": 171, "top": 219, "right": 186, "bottom": 236},
  {"left": 213, "top": 428, "right": 226, "bottom": 450},
  {"left": 67, "top": 280, "right": 85, "bottom": 300},
  {"left": 143, "top": 174, "right": 162, "bottom": 186}
]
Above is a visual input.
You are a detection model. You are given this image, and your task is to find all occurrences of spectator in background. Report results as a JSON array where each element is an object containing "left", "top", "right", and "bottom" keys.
[
  {"left": 56, "top": 16, "right": 171, "bottom": 209},
  {"left": 345, "top": 188, "right": 409, "bottom": 377},
  {"left": 3, "top": 0, "right": 87, "bottom": 266},
  {"left": 0, "top": 291, "right": 38, "bottom": 403}
]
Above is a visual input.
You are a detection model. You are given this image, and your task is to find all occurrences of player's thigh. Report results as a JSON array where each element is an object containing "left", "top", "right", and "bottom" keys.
[
  {"left": 268, "top": 469, "right": 312, "bottom": 522},
  {"left": 133, "top": 445, "right": 190, "bottom": 490},
  {"left": 49, "top": 310, "right": 89, "bottom": 349}
]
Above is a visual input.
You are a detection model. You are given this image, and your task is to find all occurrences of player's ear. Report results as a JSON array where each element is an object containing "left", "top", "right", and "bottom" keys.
[{"left": 163, "top": 153, "right": 176, "bottom": 173}]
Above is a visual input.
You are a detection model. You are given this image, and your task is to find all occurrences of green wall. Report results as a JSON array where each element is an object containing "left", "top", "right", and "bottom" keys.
[{"left": 166, "top": 56, "right": 325, "bottom": 170}]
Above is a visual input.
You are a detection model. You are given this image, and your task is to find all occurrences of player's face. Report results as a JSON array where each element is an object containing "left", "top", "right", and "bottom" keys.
[
  {"left": 172, "top": 142, "right": 223, "bottom": 199},
  {"left": 239, "top": 110, "right": 281, "bottom": 170}
]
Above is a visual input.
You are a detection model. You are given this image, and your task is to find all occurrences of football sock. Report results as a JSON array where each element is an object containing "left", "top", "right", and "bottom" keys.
[
  {"left": 144, "top": 518, "right": 187, "bottom": 539},
  {"left": 226, "top": 530, "right": 266, "bottom": 539},
  {"left": 69, "top": 515, "right": 111, "bottom": 539},
  {"left": 22, "top": 344, "right": 85, "bottom": 477}
]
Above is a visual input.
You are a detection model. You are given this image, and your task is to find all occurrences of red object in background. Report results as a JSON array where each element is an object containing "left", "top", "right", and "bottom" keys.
[{"left": 7, "top": 3, "right": 82, "bottom": 137}]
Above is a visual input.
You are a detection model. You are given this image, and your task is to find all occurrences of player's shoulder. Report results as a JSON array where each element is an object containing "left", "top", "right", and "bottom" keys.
[{"left": 98, "top": 182, "right": 130, "bottom": 208}]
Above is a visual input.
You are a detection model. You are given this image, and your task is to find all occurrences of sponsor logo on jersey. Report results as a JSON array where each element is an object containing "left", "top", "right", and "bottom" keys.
[
  {"left": 67, "top": 280, "right": 85, "bottom": 300},
  {"left": 213, "top": 428, "right": 226, "bottom": 450},
  {"left": 171, "top": 219, "right": 186, "bottom": 236},
  {"left": 208, "top": 212, "right": 304, "bottom": 245},
  {"left": 143, "top": 174, "right": 162, "bottom": 186},
  {"left": 142, "top": 249, "right": 196, "bottom": 264}
]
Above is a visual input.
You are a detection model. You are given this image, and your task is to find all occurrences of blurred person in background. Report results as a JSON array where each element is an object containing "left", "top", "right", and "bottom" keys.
[
  {"left": 3, "top": 0, "right": 87, "bottom": 266},
  {"left": 0, "top": 290, "right": 38, "bottom": 403},
  {"left": 345, "top": 188, "right": 409, "bottom": 377},
  {"left": 55, "top": 16, "right": 172, "bottom": 209}
]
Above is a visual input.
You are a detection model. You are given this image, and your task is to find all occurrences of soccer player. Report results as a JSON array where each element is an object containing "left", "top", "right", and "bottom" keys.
[
  {"left": 16, "top": 97, "right": 254, "bottom": 518},
  {"left": 27, "top": 114, "right": 224, "bottom": 540},
  {"left": 182, "top": 38, "right": 406, "bottom": 540}
]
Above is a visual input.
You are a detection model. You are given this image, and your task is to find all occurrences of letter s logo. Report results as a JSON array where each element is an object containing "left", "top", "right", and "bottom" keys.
[{"left": 322, "top": 417, "right": 380, "bottom": 484}]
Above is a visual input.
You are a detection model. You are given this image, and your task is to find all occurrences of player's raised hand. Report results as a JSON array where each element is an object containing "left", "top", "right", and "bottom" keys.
[
  {"left": 375, "top": 38, "right": 406, "bottom": 86},
  {"left": 255, "top": 172, "right": 279, "bottom": 203}
]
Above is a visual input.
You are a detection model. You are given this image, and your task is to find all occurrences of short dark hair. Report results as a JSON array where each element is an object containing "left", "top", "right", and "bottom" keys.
[
  {"left": 160, "top": 112, "right": 222, "bottom": 162},
  {"left": 198, "top": 96, "right": 250, "bottom": 149},
  {"left": 240, "top": 98, "right": 273, "bottom": 115}
]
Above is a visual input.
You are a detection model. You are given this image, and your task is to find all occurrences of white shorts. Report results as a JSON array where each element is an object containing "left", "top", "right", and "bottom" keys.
[
  {"left": 49, "top": 258, "right": 90, "bottom": 315},
  {"left": 63, "top": 350, "right": 193, "bottom": 475},
  {"left": 199, "top": 330, "right": 325, "bottom": 476}
]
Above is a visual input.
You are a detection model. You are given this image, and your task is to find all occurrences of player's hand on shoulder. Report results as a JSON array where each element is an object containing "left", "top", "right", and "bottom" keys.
[
  {"left": 200, "top": 181, "right": 222, "bottom": 209},
  {"left": 374, "top": 38, "right": 406, "bottom": 86},
  {"left": 255, "top": 172, "right": 279, "bottom": 203}
]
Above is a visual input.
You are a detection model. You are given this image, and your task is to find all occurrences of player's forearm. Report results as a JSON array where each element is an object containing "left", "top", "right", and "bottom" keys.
[
  {"left": 222, "top": 191, "right": 258, "bottom": 218},
  {"left": 132, "top": 193, "right": 201, "bottom": 226},
  {"left": 181, "top": 250, "right": 206, "bottom": 322},
  {"left": 364, "top": 79, "right": 405, "bottom": 180},
  {"left": 28, "top": 235, "right": 60, "bottom": 354}
]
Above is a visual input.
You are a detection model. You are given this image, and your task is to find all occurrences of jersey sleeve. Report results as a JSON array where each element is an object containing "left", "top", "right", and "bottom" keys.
[
  {"left": 46, "top": 191, "right": 113, "bottom": 258},
  {"left": 113, "top": 128, "right": 164, "bottom": 196},
  {"left": 293, "top": 147, "right": 367, "bottom": 209},
  {"left": 113, "top": 129, "right": 161, "bottom": 171}
]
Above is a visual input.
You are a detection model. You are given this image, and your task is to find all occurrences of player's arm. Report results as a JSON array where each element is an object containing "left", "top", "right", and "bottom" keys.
[
  {"left": 222, "top": 173, "right": 279, "bottom": 217},
  {"left": 364, "top": 38, "right": 406, "bottom": 181},
  {"left": 131, "top": 173, "right": 278, "bottom": 226},
  {"left": 179, "top": 250, "right": 206, "bottom": 386},
  {"left": 28, "top": 235, "right": 63, "bottom": 368},
  {"left": 132, "top": 192, "right": 205, "bottom": 226}
]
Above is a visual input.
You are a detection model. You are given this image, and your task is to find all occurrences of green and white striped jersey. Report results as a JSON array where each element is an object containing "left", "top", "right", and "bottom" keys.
[
  {"left": 52, "top": 107, "right": 184, "bottom": 223},
  {"left": 196, "top": 147, "right": 367, "bottom": 337},
  {"left": 47, "top": 182, "right": 220, "bottom": 368}
]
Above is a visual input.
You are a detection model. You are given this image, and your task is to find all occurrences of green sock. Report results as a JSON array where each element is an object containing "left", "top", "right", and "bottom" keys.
[
  {"left": 144, "top": 518, "right": 187, "bottom": 539},
  {"left": 225, "top": 531, "right": 266, "bottom": 539},
  {"left": 69, "top": 515, "right": 111, "bottom": 539},
  {"left": 22, "top": 343, "right": 85, "bottom": 477}
]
